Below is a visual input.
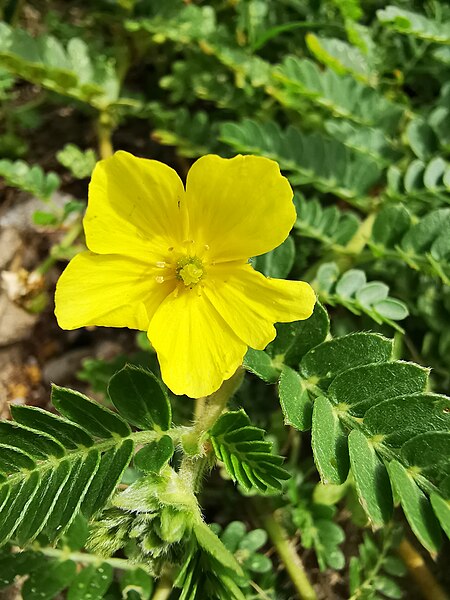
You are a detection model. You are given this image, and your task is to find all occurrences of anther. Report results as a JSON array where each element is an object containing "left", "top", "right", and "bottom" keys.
[
  {"left": 156, "top": 261, "right": 166, "bottom": 268},
  {"left": 155, "top": 275, "right": 165, "bottom": 283}
]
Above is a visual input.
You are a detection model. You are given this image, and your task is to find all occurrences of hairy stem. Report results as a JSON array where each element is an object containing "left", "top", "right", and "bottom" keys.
[
  {"left": 179, "top": 367, "right": 244, "bottom": 492},
  {"left": 256, "top": 504, "right": 317, "bottom": 600},
  {"left": 397, "top": 538, "right": 449, "bottom": 600},
  {"left": 151, "top": 572, "right": 173, "bottom": 600}
]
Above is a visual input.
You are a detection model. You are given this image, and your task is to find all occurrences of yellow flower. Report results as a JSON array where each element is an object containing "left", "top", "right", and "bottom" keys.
[{"left": 55, "top": 152, "right": 316, "bottom": 398}]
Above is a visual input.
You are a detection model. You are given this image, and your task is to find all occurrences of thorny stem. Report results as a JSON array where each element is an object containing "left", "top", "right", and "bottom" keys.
[
  {"left": 397, "top": 538, "right": 449, "bottom": 600},
  {"left": 256, "top": 504, "right": 317, "bottom": 600}
]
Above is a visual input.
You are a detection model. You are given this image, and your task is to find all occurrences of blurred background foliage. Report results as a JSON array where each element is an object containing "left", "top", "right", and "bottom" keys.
[{"left": 0, "top": 0, "right": 449, "bottom": 599}]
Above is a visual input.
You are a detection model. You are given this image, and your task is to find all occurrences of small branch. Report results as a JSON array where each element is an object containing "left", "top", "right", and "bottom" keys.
[
  {"left": 397, "top": 538, "right": 448, "bottom": 600},
  {"left": 256, "top": 504, "right": 317, "bottom": 600},
  {"left": 35, "top": 546, "right": 146, "bottom": 572}
]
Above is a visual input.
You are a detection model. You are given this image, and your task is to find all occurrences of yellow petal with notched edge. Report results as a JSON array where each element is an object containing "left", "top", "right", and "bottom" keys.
[
  {"left": 147, "top": 287, "right": 247, "bottom": 398},
  {"left": 85, "top": 151, "right": 187, "bottom": 261},
  {"left": 55, "top": 252, "right": 175, "bottom": 331},
  {"left": 203, "top": 263, "right": 316, "bottom": 350},
  {"left": 185, "top": 155, "right": 295, "bottom": 262}
]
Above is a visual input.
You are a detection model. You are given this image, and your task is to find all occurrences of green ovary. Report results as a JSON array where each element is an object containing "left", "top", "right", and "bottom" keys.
[{"left": 176, "top": 257, "right": 204, "bottom": 286}]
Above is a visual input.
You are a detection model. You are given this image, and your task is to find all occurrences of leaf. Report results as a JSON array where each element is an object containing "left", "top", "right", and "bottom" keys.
[
  {"left": 22, "top": 560, "right": 77, "bottom": 600},
  {"left": 253, "top": 236, "right": 295, "bottom": 278},
  {"left": 388, "top": 461, "right": 442, "bottom": 552},
  {"left": 348, "top": 430, "right": 393, "bottom": 526},
  {"left": 120, "top": 568, "right": 154, "bottom": 600},
  {"left": 210, "top": 410, "right": 290, "bottom": 493},
  {"left": 273, "top": 56, "right": 400, "bottom": 131},
  {"left": 328, "top": 361, "right": 428, "bottom": 416},
  {"left": 278, "top": 366, "right": 312, "bottom": 431},
  {"left": 371, "top": 204, "right": 410, "bottom": 249},
  {"left": 430, "top": 493, "right": 450, "bottom": 538},
  {"left": 377, "top": 6, "right": 450, "bottom": 43},
  {"left": 134, "top": 436, "right": 174, "bottom": 473},
  {"left": 312, "top": 396, "right": 349, "bottom": 484},
  {"left": 300, "top": 332, "right": 393, "bottom": 384},
  {"left": 401, "top": 432, "right": 450, "bottom": 482},
  {"left": 193, "top": 521, "right": 244, "bottom": 576},
  {"left": 335, "top": 269, "right": 366, "bottom": 298},
  {"left": 364, "top": 393, "right": 450, "bottom": 447},
  {"left": 295, "top": 195, "right": 360, "bottom": 246},
  {"left": 407, "top": 119, "right": 439, "bottom": 161},
  {"left": 108, "top": 365, "right": 172, "bottom": 431},
  {"left": 305, "top": 33, "right": 372, "bottom": 83},
  {"left": 243, "top": 348, "right": 280, "bottom": 383},
  {"left": 66, "top": 563, "right": 113, "bottom": 600},
  {"left": 0, "top": 158, "right": 59, "bottom": 201},
  {"left": 266, "top": 301, "right": 330, "bottom": 367},
  {"left": 220, "top": 119, "right": 381, "bottom": 201},
  {"left": 51, "top": 385, "right": 131, "bottom": 438},
  {"left": 56, "top": 143, "right": 97, "bottom": 179}
]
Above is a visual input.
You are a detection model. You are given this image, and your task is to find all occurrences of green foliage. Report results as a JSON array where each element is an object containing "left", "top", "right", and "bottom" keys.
[
  {"left": 0, "top": 158, "right": 60, "bottom": 201},
  {"left": 348, "top": 528, "right": 406, "bottom": 600},
  {"left": 0, "top": 368, "right": 172, "bottom": 548},
  {"left": 56, "top": 144, "right": 97, "bottom": 179},
  {"left": 272, "top": 56, "right": 401, "bottom": 131},
  {"left": 0, "top": 22, "right": 138, "bottom": 110},
  {"left": 209, "top": 410, "right": 290, "bottom": 494},
  {"left": 221, "top": 119, "right": 381, "bottom": 202},
  {"left": 314, "top": 263, "right": 409, "bottom": 330},
  {"left": 377, "top": 6, "right": 450, "bottom": 44}
]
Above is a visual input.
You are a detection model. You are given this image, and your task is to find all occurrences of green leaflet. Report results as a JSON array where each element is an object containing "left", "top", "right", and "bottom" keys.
[
  {"left": 0, "top": 23, "right": 138, "bottom": 109},
  {"left": 209, "top": 410, "right": 290, "bottom": 493},
  {"left": 388, "top": 461, "right": 442, "bottom": 553},
  {"left": 348, "top": 431, "right": 393, "bottom": 526},
  {"left": 272, "top": 56, "right": 401, "bottom": 131},
  {"left": 108, "top": 365, "right": 172, "bottom": 431},
  {"left": 315, "top": 265, "right": 409, "bottom": 330},
  {"left": 294, "top": 194, "right": 360, "bottom": 246},
  {"left": 0, "top": 371, "right": 171, "bottom": 547},
  {"left": 300, "top": 332, "right": 393, "bottom": 384},
  {"left": 253, "top": 235, "right": 295, "bottom": 278},
  {"left": 377, "top": 6, "right": 450, "bottom": 43},
  {"left": 328, "top": 361, "right": 428, "bottom": 416},
  {"left": 266, "top": 301, "right": 330, "bottom": 367},
  {"left": 220, "top": 119, "right": 381, "bottom": 201},
  {"left": 363, "top": 393, "right": 450, "bottom": 447},
  {"left": 312, "top": 396, "right": 349, "bottom": 485},
  {"left": 278, "top": 366, "right": 312, "bottom": 431},
  {"left": 0, "top": 158, "right": 60, "bottom": 201}
]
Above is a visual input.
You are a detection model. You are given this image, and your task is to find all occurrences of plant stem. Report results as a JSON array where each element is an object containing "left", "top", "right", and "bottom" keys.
[
  {"left": 256, "top": 504, "right": 317, "bottom": 600},
  {"left": 36, "top": 546, "right": 147, "bottom": 572},
  {"left": 152, "top": 573, "right": 173, "bottom": 600},
  {"left": 178, "top": 367, "right": 244, "bottom": 491},
  {"left": 97, "top": 111, "right": 114, "bottom": 159},
  {"left": 397, "top": 538, "right": 449, "bottom": 600}
]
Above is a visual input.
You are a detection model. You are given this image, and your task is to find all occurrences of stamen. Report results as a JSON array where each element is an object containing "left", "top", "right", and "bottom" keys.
[
  {"left": 155, "top": 275, "right": 165, "bottom": 284},
  {"left": 155, "top": 261, "right": 166, "bottom": 268}
]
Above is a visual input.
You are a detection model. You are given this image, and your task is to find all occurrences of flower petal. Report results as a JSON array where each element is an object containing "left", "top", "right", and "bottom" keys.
[
  {"left": 55, "top": 252, "right": 175, "bottom": 331},
  {"left": 148, "top": 288, "right": 246, "bottom": 398},
  {"left": 85, "top": 151, "right": 187, "bottom": 260},
  {"left": 203, "top": 263, "right": 316, "bottom": 349},
  {"left": 185, "top": 155, "right": 295, "bottom": 262}
]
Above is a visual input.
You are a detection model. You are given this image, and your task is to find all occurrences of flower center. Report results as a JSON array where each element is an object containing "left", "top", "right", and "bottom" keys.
[{"left": 176, "top": 256, "right": 204, "bottom": 286}]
